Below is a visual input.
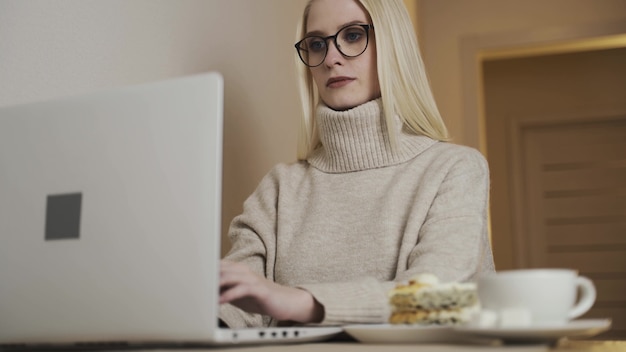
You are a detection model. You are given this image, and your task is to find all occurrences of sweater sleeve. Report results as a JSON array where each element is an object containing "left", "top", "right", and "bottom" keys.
[{"left": 297, "top": 279, "right": 395, "bottom": 325}]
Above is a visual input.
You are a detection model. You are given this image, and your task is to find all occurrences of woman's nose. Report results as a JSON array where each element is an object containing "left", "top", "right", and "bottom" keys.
[{"left": 323, "top": 40, "right": 344, "bottom": 67}]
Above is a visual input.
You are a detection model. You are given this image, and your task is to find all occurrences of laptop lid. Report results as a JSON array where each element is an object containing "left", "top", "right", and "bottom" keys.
[
  {"left": 0, "top": 73, "right": 342, "bottom": 348},
  {"left": 0, "top": 73, "right": 226, "bottom": 345}
]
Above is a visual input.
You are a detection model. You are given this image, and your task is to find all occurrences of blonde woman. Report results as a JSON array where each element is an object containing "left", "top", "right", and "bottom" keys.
[{"left": 219, "top": 0, "right": 495, "bottom": 328}]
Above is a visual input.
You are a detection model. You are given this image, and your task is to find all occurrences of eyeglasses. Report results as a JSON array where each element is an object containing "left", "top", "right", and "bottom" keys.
[{"left": 295, "top": 24, "right": 373, "bottom": 67}]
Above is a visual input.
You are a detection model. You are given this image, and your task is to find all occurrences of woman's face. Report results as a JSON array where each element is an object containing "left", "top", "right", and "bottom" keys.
[{"left": 306, "top": 0, "right": 381, "bottom": 111}]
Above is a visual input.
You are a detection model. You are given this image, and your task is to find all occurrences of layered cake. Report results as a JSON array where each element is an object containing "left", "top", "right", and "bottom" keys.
[{"left": 388, "top": 273, "right": 478, "bottom": 325}]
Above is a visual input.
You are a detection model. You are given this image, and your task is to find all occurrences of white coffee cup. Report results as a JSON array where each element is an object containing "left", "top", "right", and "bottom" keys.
[{"left": 477, "top": 269, "right": 596, "bottom": 326}]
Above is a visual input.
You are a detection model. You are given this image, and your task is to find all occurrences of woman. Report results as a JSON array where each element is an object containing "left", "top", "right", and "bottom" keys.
[{"left": 219, "top": 0, "right": 495, "bottom": 328}]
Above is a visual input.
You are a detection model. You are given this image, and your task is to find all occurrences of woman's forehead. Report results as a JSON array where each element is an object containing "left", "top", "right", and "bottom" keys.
[{"left": 306, "top": 0, "right": 369, "bottom": 35}]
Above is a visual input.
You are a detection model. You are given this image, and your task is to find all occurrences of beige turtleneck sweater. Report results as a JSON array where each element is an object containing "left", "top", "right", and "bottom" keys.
[{"left": 219, "top": 99, "right": 495, "bottom": 327}]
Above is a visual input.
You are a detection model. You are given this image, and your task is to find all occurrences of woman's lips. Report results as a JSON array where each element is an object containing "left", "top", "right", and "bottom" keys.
[{"left": 326, "top": 76, "right": 355, "bottom": 88}]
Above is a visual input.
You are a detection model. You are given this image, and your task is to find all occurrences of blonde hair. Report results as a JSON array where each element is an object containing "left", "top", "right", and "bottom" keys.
[{"left": 295, "top": 0, "right": 449, "bottom": 160}]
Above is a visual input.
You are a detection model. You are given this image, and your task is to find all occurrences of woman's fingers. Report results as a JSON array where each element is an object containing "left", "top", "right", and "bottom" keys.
[
  {"left": 220, "top": 262, "right": 260, "bottom": 287},
  {"left": 219, "top": 260, "right": 268, "bottom": 302},
  {"left": 218, "top": 260, "right": 274, "bottom": 314},
  {"left": 219, "top": 282, "right": 257, "bottom": 306}
]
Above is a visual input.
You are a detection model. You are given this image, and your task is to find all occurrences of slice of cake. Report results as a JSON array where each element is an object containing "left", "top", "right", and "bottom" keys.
[{"left": 388, "top": 273, "right": 478, "bottom": 325}]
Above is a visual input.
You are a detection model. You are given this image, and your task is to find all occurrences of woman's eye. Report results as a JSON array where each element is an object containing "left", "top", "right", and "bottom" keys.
[
  {"left": 343, "top": 30, "right": 364, "bottom": 43},
  {"left": 307, "top": 38, "right": 326, "bottom": 52}
]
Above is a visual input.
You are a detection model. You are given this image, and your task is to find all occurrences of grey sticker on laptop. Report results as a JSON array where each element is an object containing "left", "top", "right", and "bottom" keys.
[{"left": 45, "top": 192, "right": 82, "bottom": 240}]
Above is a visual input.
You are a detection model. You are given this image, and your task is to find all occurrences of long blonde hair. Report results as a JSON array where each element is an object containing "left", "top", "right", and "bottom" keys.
[{"left": 295, "top": 0, "right": 449, "bottom": 160}]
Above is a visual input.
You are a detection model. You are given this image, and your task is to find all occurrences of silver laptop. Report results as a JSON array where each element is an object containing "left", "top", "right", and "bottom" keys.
[{"left": 0, "top": 72, "right": 341, "bottom": 348}]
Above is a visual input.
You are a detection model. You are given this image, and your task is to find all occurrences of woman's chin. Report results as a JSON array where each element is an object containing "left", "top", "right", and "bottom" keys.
[{"left": 323, "top": 97, "right": 370, "bottom": 111}]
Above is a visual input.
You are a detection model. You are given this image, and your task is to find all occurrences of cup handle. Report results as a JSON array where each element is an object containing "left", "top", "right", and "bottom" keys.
[{"left": 569, "top": 276, "right": 597, "bottom": 319}]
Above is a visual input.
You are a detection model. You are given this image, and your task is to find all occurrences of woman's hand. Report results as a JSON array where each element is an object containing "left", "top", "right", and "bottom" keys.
[{"left": 219, "top": 260, "right": 323, "bottom": 324}]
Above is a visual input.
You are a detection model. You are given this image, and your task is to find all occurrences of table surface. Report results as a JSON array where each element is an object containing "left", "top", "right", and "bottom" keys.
[{"left": 136, "top": 340, "right": 624, "bottom": 352}]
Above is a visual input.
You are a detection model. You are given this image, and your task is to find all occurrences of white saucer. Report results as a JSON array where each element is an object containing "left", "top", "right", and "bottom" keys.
[
  {"left": 343, "top": 324, "right": 456, "bottom": 344},
  {"left": 453, "top": 319, "right": 612, "bottom": 342}
]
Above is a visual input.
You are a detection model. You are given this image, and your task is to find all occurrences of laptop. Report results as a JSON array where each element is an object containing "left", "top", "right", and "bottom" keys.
[{"left": 0, "top": 72, "right": 341, "bottom": 348}]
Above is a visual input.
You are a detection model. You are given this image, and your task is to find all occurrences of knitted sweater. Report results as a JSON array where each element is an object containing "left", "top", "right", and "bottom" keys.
[{"left": 219, "top": 99, "right": 495, "bottom": 327}]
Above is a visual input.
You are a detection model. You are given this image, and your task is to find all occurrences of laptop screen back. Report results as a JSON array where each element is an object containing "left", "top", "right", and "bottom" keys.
[{"left": 0, "top": 72, "right": 224, "bottom": 344}]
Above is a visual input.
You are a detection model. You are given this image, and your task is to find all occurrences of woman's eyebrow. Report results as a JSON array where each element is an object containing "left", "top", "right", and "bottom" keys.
[{"left": 304, "top": 20, "right": 368, "bottom": 37}]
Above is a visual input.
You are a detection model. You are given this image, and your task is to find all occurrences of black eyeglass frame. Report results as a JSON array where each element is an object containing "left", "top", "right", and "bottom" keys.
[{"left": 294, "top": 24, "right": 374, "bottom": 67}]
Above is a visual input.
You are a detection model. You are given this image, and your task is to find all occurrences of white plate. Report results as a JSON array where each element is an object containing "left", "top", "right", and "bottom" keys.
[
  {"left": 453, "top": 318, "right": 612, "bottom": 342},
  {"left": 343, "top": 324, "right": 457, "bottom": 344}
]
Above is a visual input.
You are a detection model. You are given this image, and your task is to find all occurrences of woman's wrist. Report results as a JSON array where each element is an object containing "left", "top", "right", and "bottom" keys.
[{"left": 290, "top": 288, "right": 324, "bottom": 324}]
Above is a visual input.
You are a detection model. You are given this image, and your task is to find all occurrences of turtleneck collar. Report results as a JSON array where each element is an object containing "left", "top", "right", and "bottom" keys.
[{"left": 307, "top": 99, "right": 437, "bottom": 173}]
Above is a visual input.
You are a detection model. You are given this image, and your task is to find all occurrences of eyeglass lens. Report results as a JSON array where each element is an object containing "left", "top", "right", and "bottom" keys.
[{"left": 298, "top": 25, "right": 369, "bottom": 67}]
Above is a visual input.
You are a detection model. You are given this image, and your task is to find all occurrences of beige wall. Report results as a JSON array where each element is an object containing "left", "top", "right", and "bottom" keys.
[
  {"left": 416, "top": 0, "right": 626, "bottom": 147},
  {"left": 0, "top": 0, "right": 308, "bottom": 255}
]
